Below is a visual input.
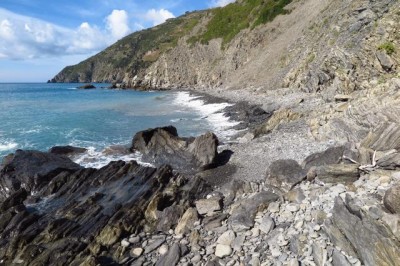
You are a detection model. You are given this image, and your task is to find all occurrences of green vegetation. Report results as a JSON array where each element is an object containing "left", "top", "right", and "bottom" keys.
[
  {"left": 54, "top": 0, "right": 293, "bottom": 82},
  {"left": 190, "top": 0, "right": 292, "bottom": 46},
  {"left": 378, "top": 42, "right": 396, "bottom": 55},
  {"left": 306, "top": 53, "right": 316, "bottom": 64},
  {"left": 55, "top": 12, "right": 204, "bottom": 82}
]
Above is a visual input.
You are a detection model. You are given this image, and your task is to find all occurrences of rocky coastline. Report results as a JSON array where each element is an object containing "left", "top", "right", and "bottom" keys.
[{"left": 1, "top": 82, "right": 400, "bottom": 266}]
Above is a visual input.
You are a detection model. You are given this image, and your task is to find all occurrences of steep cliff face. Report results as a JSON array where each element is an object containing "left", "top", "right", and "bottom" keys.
[
  {"left": 50, "top": 0, "right": 298, "bottom": 87},
  {"left": 51, "top": 0, "right": 399, "bottom": 97}
]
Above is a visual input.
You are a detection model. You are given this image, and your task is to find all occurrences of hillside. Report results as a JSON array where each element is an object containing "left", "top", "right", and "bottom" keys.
[
  {"left": 51, "top": 0, "right": 399, "bottom": 96},
  {"left": 50, "top": 0, "right": 296, "bottom": 86}
]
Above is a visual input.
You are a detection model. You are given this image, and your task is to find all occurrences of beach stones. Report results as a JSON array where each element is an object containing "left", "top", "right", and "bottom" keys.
[
  {"left": 215, "top": 244, "right": 232, "bottom": 258},
  {"left": 195, "top": 197, "right": 222, "bottom": 216}
]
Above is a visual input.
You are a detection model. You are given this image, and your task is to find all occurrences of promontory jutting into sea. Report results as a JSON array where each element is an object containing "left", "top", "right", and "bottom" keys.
[{"left": 0, "top": 0, "right": 399, "bottom": 265}]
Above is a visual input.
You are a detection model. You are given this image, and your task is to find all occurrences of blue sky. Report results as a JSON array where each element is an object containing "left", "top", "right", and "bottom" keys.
[{"left": 0, "top": 0, "right": 235, "bottom": 82}]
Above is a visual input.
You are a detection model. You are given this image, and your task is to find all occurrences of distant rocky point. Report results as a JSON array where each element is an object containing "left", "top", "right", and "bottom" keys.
[{"left": 77, "top": 84, "right": 96, "bottom": 89}]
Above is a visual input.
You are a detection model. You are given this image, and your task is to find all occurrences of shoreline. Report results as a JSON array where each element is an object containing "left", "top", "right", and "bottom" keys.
[{"left": 1, "top": 84, "right": 400, "bottom": 265}]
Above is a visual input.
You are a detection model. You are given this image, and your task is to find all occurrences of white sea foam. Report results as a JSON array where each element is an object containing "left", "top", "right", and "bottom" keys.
[
  {"left": 73, "top": 146, "right": 153, "bottom": 169},
  {"left": 172, "top": 91, "right": 241, "bottom": 140},
  {"left": 0, "top": 141, "right": 18, "bottom": 152}
]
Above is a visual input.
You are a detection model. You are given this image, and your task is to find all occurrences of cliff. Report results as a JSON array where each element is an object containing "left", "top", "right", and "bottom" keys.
[{"left": 51, "top": 0, "right": 399, "bottom": 96}]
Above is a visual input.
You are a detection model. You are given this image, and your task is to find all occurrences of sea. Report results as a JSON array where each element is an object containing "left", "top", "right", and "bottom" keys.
[{"left": 0, "top": 83, "right": 239, "bottom": 168}]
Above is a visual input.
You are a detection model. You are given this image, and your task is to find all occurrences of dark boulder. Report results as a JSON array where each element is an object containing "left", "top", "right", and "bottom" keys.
[
  {"left": 0, "top": 188, "right": 28, "bottom": 212},
  {"left": 0, "top": 150, "right": 82, "bottom": 201},
  {"left": 131, "top": 126, "right": 219, "bottom": 173},
  {"left": 303, "top": 146, "right": 346, "bottom": 171},
  {"left": 265, "top": 159, "right": 306, "bottom": 192},
  {"left": 48, "top": 145, "right": 87, "bottom": 156},
  {"left": 77, "top": 84, "right": 96, "bottom": 89}
]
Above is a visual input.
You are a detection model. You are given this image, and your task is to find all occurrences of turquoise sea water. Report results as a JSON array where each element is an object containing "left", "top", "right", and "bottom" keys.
[{"left": 0, "top": 83, "right": 238, "bottom": 164}]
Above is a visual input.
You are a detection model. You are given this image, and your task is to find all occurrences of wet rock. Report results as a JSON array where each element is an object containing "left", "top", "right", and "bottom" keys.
[
  {"left": 175, "top": 207, "right": 199, "bottom": 235},
  {"left": 229, "top": 191, "right": 278, "bottom": 232},
  {"left": 0, "top": 150, "right": 82, "bottom": 200},
  {"left": 0, "top": 148, "right": 205, "bottom": 265},
  {"left": 384, "top": 184, "right": 400, "bottom": 214},
  {"left": 131, "top": 126, "right": 219, "bottom": 173},
  {"left": 265, "top": 160, "right": 306, "bottom": 192},
  {"left": 312, "top": 164, "right": 359, "bottom": 183},
  {"left": 48, "top": 145, "right": 87, "bottom": 156},
  {"left": 0, "top": 188, "right": 28, "bottom": 212},
  {"left": 195, "top": 197, "right": 222, "bottom": 216}
]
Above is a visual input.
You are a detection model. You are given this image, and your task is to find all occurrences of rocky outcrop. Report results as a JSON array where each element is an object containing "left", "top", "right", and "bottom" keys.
[
  {"left": 0, "top": 150, "right": 82, "bottom": 201},
  {"left": 329, "top": 196, "right": 400, "bottom": 266},
  {"left": 48, "top": 145, "right": 87, "bottom": 156},
  {"left": 77, "top": 84, "right": 96, "bottom": 89},
  {"left": 131, "top": 126, "right": 219, "bottom": 173},
  {"left": 0, "top": 150, "right": 210, "bottom": 265}
]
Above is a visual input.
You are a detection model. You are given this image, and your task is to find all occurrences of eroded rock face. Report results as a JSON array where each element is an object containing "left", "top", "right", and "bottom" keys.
[
  {"left": 0, "top": 150, "right": 210, "bottom": 265},
  {"left": 131, "top": 126, "right": 219, "bottom": 173},
  {"left": 329, "top": 197, "right": 400, "bottom": 266}
]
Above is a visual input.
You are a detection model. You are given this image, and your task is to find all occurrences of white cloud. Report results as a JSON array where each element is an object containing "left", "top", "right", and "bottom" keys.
[
  {"left": 210, "top": 0, "right": 236, "bottom": 7},
  {"left": 0, "top": 19, "right": 14, "bottom": 40},
  {"left": 106, "top": 9, "right": 130, "bottom": 40},
  {"left": 0, "top": 8, "right": 131, "bottom": 60},
  {"left": 144, "top": 9, "right": 175, "bottom": 26}
]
